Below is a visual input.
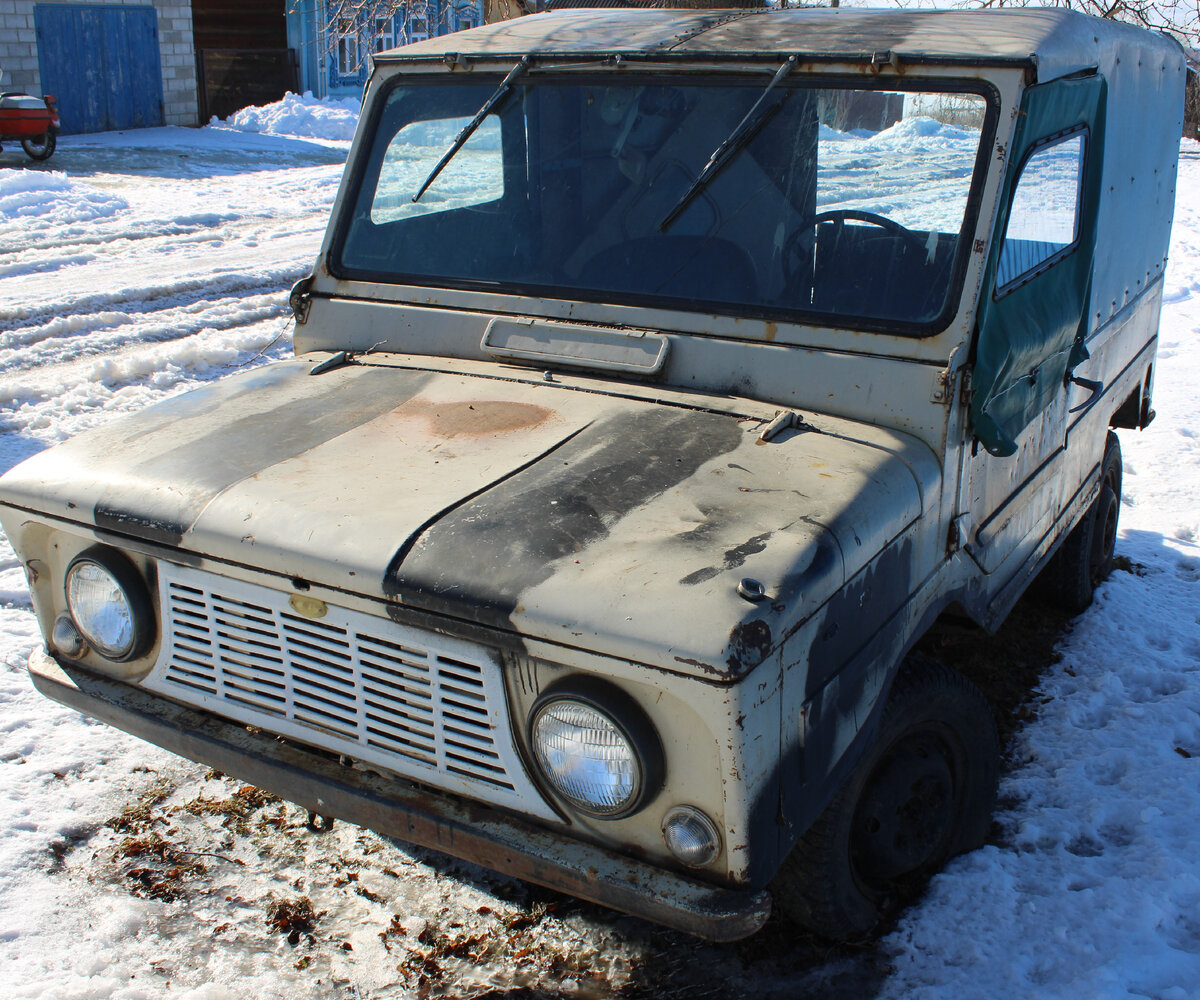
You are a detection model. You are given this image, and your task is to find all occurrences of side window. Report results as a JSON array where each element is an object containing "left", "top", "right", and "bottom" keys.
[
  {"left": 369, "top": 116, "right": 504, "bottom": 224},
  {"left": 996, "top": 132, "right": 1085, "bottom": 291}
]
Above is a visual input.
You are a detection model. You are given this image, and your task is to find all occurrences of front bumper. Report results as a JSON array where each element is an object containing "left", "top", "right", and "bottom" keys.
[{"left": 30, "top": 648, "right": 772, "bottom": 941}]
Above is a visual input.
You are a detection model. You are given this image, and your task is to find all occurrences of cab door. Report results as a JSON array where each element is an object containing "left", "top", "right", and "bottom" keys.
[{"left": 960, "top": 73, "right": 1107, "bottom": 583}]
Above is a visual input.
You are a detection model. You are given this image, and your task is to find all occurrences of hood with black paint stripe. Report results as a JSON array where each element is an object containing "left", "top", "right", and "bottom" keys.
[{"left": 0, "top": 357, "right": 933, "bottom": 679}]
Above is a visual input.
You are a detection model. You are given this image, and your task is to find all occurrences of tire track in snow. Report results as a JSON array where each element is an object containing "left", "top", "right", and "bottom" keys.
[
  {"left": 0, "top": 134, "right": 336, "bottom": 453},
  {"left": 0, "top": 272, "right": 305, "bottom": 353}
]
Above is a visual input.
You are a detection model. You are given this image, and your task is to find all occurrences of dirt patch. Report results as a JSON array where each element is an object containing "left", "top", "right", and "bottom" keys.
[
  {"left": 266, "top": 895, "right": 324, "bottom": 945},
  {"left": 105, "top": 775, "right": 176, "bottom": 834},
  {"left": 182, "top": 784, "right": 282, "bottom": 835},
  {"left": 113, "top": 831, "right": 209, "bottom": 903},
  {"left": 384, "top": 895, "right": 637, "bottom": 998},
  {"left": 615, "top": 911, "right": 890, "bottom": 1000}
]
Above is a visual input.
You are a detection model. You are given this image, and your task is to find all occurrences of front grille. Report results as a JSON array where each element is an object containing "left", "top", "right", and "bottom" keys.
[{"left": 144, "top": 562, "right": 554, "bottom": 819}]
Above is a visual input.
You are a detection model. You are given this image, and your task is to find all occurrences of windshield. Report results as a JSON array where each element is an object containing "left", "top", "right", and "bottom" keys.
[{"left": 334, "top": 75, "right": 994, "bottom": 334}]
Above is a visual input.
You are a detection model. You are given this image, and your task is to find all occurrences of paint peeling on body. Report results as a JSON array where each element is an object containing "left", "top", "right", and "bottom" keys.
[
  {"left": 395, "top": 398, "right": 554, "bottom": 438},
  {"left": 387, "top": 407, "right": 745, "bottom": 630},
  {"left": 726, "top": 619, "right": 773, "bottom": 674}
]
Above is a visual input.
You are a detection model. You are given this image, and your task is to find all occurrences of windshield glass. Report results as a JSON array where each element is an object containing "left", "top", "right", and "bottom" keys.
[{"left": 335, "top": 75, "right": 992, "bottom": 334}]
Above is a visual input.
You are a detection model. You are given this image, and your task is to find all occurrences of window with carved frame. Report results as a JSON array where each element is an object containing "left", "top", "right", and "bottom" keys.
[{"left": 336, "top": 17, "right": 360, "bottom": 75}]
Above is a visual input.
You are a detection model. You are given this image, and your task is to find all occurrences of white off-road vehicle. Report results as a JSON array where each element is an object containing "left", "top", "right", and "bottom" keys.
[{"left": 1, "top": 8, "right": 1183, "bottom": 940}]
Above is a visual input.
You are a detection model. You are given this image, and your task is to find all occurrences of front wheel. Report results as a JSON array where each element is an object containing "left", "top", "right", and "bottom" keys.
[
  {"left": 22, "top": 130, "right": 56, "bottom": 161},
  {"left": 772, "top": 658, "right": 999, "bottom": 941}
]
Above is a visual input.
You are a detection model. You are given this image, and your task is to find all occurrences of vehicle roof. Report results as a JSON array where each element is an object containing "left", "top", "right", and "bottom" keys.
[{"left": 378, "top": 7, "right": 1183, "bottom": 83}]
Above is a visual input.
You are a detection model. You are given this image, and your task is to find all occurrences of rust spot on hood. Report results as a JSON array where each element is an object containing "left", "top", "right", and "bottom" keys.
[
  {"left": 726, "top": 619, "right": 773, "bottom": 674},
  {"left": 674, "top": 654, "right": 721, "bottom": 675},
  {"left": 398, "top": 399, "right": 554, "bottom": 438}
]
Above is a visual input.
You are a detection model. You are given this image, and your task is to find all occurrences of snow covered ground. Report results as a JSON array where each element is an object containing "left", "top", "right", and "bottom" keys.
[{"left": 0, "top": 95, "right": 1198, "bottom": 998}]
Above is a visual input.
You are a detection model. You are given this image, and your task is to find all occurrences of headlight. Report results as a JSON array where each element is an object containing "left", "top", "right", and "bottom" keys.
[
  {"left": 529, "top": 681, "right": 662, "bottom": 819},
  {"left": 65, "top": 548, "right": 153, "bottom": 661}
]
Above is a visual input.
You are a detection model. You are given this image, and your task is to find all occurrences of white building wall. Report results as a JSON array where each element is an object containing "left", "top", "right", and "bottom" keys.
[{"left": 0, "top": 0, "right": 199, "bottom": 127}]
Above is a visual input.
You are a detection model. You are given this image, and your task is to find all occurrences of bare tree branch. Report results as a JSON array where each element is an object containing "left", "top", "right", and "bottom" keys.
[
  {"left": 291, "top": 0, "right": 468, "bottom": 69},
  {"left": 863, "top": 0, "right": 1199, "bottom": 40}
]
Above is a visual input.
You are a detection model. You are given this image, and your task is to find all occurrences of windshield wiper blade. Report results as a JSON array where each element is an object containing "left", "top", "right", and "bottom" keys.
[
  {"left": 659, "top": 55, "right": 797, "bottom": 233},
  {"left": 412, "top": 55, "right": 531, "bottom": 204}
]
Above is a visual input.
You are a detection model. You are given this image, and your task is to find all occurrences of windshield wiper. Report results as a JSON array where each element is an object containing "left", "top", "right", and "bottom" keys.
[
  {"left": 412, "top": 55, "right": 531, "bottom": 204},
  {"left": 658, "top": 55, "right": 797, "bottom": 233}
]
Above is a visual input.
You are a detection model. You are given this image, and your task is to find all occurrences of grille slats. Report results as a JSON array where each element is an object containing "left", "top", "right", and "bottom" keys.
[{"left": 148, "top": 567, "right": 550, "bottom": 818}]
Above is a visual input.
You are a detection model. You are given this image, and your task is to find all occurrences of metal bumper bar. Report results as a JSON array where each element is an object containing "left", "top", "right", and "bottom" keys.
[{"left": 30, "top": 650, "right": 772, "bottom": 941}]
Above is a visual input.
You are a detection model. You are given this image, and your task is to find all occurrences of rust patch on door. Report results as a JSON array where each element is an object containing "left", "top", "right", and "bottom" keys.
[{"left": 398, "top": 400, "right": 554, "bottom": 438}]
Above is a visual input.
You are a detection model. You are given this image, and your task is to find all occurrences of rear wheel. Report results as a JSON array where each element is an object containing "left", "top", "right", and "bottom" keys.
[
  {"left": 772, "top": 658, "right": 999, "bottom": 941},
  {"left": 1040, "top": 431, "right": 1122, "bottom": 614},
  {"left": 21, "top": 131, "right": 56, "bottom": 161}
]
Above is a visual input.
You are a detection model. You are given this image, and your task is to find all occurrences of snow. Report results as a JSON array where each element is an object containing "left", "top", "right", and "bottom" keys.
[
  {"left": 211, "top": 92, "right": 363, "bottom": 143},
  {"left": 818, "top": 112, "right": 984, "bottom": 234},
  {"left": 0, "top": 172, "right": 128, "bottom": 226},
  {"left": 1, "top": 101, "right": 1199, "bottom": 998},
  {"left": 372, "top": 116, "right": 504, "bottom": 222}
]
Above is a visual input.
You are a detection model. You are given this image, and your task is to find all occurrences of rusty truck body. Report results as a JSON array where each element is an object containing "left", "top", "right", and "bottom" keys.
[{"left": 0, "top": 8, "right": 1184, "bottom": 940}]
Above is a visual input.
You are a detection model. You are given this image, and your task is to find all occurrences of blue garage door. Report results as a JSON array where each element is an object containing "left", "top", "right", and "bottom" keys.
[{"left": 34, "top": 4, "right": 164, "bottom": 134}]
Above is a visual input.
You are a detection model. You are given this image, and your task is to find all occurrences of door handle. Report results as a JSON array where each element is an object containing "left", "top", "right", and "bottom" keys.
[{"left": 1067, "top": 374, "right": 1103, "bottom": 414}]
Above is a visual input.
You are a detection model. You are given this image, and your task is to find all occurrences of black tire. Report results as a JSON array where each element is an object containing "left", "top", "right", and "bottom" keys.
[
  {"left": 21, "top": 130, "right": 56, "bottom": 161},
  {"left": 772, "top": 658, "right": 1000, "bottom": 941},
  {"left": 1041, "top": 431, "right": 1122, "bottom": 614}
]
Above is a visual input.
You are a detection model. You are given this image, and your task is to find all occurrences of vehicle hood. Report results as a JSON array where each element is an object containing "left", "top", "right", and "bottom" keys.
[{"left": 0, "top": 358, "right": 935, "bottom": 679}]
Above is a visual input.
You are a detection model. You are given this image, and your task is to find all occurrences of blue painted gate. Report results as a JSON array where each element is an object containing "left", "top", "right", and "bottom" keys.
[{"left": 34, "top": 4, "right": 164, "bottom": 134}]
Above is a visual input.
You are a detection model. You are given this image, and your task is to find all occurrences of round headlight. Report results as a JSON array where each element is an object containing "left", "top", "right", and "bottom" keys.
[
  {"left": 530, "top": 685, "right": 662, "bottom": 819},
  {"left": 65, "top": 549, "right": 152, "bottom": 661}
]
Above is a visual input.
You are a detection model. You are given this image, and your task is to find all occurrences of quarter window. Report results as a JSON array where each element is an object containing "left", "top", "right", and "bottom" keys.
[{"left": 996, "top": 132, "right": 1085, "bottom": 291}]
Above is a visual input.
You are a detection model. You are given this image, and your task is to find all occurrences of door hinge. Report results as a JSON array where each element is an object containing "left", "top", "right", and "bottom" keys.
[
  {"left": 948, "top": 512, "right": 973, "bottom": 554},
  {"left": 289, "top": 274, "right": 314, "bottom": 325},
  {"left": 931, "top": 368, "right": 952, "bottom": 404},
  {"left": 959, "top": 367, "right": 974, "bottom": 407},
  {"left": 933, "top": 366, "right": 974, "bottom": 407}
]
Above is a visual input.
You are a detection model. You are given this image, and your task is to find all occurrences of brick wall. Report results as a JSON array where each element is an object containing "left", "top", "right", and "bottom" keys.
[{"left": 0, "top": 0, "right": 199, "bottom": 128}]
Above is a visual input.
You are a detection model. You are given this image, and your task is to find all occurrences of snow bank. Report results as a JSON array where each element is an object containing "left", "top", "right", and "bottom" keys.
[
  {"left": 868, "top": 115, "right": 980, "bottom": 146},
  {"left": 0, "top": 171, "right": 128, "bottom": 224},
  {"left": 817, "top": 114, "right": 980, "bottom": 233},
  {"left": 212, "top": 92, "right": 361, "bottom": 143}
]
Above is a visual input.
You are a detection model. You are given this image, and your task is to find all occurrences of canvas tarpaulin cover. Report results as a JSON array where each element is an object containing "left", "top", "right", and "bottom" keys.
[{"left": 970, "top": 73, "right": 1107, "bottom": 457}]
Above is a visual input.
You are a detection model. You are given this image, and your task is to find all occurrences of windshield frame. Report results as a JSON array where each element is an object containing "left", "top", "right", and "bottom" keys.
[{"left": 328, "top": 68, "right": 1001, "bottom": 339}]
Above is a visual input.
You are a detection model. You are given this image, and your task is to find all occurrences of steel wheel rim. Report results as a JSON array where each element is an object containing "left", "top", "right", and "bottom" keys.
[{"left": 849, "top": 727, "right": 963, "bottom": 889}]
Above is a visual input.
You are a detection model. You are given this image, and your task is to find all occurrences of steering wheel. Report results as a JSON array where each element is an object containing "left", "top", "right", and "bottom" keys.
[{"left": 782, "top": 209, "right": 927, "bottom": 287}]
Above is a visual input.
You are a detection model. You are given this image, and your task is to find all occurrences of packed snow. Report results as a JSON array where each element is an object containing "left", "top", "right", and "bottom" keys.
[
  {"left": 0, "top": 94, "right": 1198, "bottom": 999},
  {"left": 212, "top": 92, "right": 364, "bottom": 143}
]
